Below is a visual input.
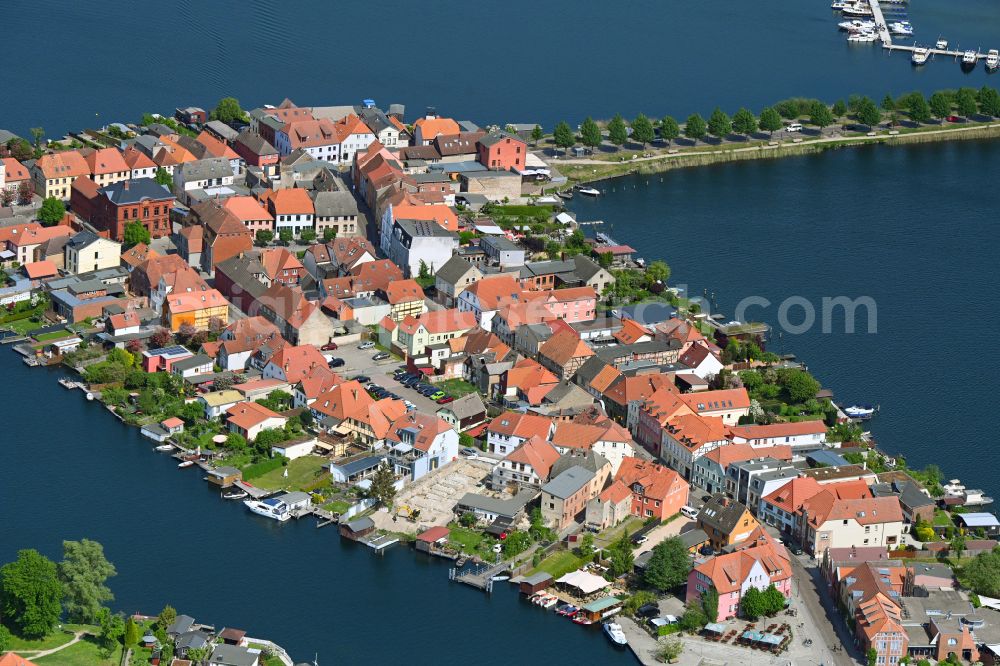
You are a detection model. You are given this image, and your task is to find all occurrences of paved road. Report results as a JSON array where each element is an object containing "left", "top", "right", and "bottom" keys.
[
  {"left": 789, "top": 553, "right": 860, "bottom": 666},
  {"left": 633, "top": 516, "right": 693, "bottom": 556}
]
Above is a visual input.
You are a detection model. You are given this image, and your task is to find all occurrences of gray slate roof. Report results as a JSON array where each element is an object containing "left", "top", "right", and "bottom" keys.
[
  {"left": 176, "top": 157, "right": 233, "bottom": 183},
  {"left": 235, "top": 129, "right": 277, "bottom": 156},
  {"left": 434, "top": 255, "right": 477, "bottom": 285},
  {"left": 313, "top": 190, "right": 359, "bottom": 218},
  {"left": 541, "top": 465, "right": 595, "bottom": 499},
  {"left": 205, "top": 120, "right": 238, "bottom": 142},
  {"left": 437, "top": 393, "right": 486, "bottom": 420},
  {"left": 101, "top": 179, "right": 173, "bottom": 205}
]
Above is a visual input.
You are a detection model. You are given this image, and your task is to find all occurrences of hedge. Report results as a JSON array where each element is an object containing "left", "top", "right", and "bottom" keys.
[{"left": 242, "top": 456, "right": 287, "bottom": 480}]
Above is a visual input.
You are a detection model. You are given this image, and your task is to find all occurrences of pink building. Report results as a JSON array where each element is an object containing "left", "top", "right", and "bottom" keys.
[
  {"left": 536, "top": 286, "right": 597, "bottom": 323},
  {"left": 685, "top": 529, "right": 792, "bottom": 620}
]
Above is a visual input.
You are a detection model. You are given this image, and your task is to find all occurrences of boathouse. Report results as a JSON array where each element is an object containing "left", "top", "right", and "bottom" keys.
[
  {"left": 415, "top": 526, "right": 451, "bottom": 555},
  {"left": 206, "top": 466, "right": 242, "bottom": 488},
  {"left": 340, "top": 516, "right": 376, "bottom": 541},
  {"left": 518, "top": 572, "right": 553, "bottom": 596}
]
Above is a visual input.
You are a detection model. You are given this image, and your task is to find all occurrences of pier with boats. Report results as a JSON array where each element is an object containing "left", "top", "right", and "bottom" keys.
[{"left": 832, "top": 0, "right": 999, "bottom": 71}]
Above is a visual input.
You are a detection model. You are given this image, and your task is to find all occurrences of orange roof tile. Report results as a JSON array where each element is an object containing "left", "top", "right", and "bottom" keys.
[
  {"left": 222, "top": 195, "right": 273, "bottom": 222},
  {"left": 538, "top": 329, "right": 594, "bottom": 366},
  {"left": 385, "top": 279, "right": 425, "bottom": 305},
  {"left": 166, "top": 288, "right": 228, "bottom": 314},
  {"left": 507, "top": 435, "right": 561, "bottom": 480},
  {"left": 488, "top": 411, "right": 552, "bottom": 440},
  {"left": 414, "top": 116, "right": 461, "bottom": 140},
  {"left": 226, "top": 401, "right": 285, "bottom": 431},
  {"left": 83, "top": 147, "right": 128, "bottom": 176}
]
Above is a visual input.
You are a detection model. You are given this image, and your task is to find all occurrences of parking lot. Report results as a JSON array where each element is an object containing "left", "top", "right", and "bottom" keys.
[{"left": 320, "top": 343, "right": 448, "bottom": 415}]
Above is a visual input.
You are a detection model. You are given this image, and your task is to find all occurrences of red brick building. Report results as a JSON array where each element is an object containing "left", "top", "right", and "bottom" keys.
[
  {"left": 192, "top": 199, "right": 254, "bottom": 272},
  {"left": 477, "top": 131, "right": 527, "bottom": 172},
  {"left": 91, "top": 179, "right": 175, "bottom": 242}
]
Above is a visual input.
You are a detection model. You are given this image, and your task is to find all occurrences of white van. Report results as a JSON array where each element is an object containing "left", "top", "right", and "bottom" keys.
[
  {"left": 787, "top": 122, "right": 803, "bottom": 132},
  {"left": 680, "top": 505, "right": 699, "bottom": 519}
]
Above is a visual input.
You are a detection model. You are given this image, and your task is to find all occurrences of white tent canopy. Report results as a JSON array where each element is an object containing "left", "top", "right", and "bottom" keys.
[{"left": 556, "top": 569, "right": 609, "bottom": 595}]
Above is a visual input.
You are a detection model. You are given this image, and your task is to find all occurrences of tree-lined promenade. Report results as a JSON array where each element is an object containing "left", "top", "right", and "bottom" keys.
[{"left": 537, "top": 86, "right": 1000, "bottom": 183}]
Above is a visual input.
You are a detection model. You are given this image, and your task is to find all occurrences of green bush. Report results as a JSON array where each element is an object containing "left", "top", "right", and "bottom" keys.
[{"left": 242, "top": 456, "right": 288, "bottom": 480}]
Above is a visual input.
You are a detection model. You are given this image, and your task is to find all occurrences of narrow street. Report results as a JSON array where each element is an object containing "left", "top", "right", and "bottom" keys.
[{"left": 789, "top": 553, "right": 860, "bottom": 666}]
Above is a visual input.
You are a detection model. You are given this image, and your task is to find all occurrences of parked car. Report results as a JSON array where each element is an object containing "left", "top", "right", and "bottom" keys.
[
  {"left": 680, "top": 505, "right": 699, "bottom": 519},
  {"left": 429, "top": 391, "right": 446, "bottom": 400},
  {"left": 636, "top": 603, "right": 660, "bottom": 619},
  {"left": 328, "top": 357, "right": 345, "bottom": 368},
  {"left": 372, "top": 352, "right": 390, "bottom": 361},
  {"left": 321, "top": 341, "right": 339, "bottom": 351},
  {"left": 460, "top": 447, "right": 479, "bottom": 457},
  {"left": 436, "top": 395, "right": 454, "bottom": 404},
  {"left": 352, "top": 375, "right": 370, "bottom": 384},
  {"left": 358, "top": 341, "right": 376, "bottom": 350},
  {"left": 786, "top": 122, "right": 803, "bottom": 132},
  {"left": 366, "top": 383, "right": 382, "bottom": 392}
]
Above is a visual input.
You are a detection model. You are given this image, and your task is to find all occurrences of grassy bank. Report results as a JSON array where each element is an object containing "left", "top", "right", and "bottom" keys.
[{"left": 555, "top": 123, "right": 1000, "bottom": 186}]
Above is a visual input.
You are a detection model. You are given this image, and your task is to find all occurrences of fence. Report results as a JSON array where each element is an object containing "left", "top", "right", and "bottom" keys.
[{"left": 341, "top": 498, "right": 377, "bottom": 521}]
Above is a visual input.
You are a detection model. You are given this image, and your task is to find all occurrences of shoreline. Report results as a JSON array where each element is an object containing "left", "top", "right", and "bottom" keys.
[{"left": 552, "top": 122, "right": 1000, "bottom": 187}]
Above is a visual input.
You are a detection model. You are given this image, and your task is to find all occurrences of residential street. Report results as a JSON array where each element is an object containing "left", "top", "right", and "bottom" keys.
[{"left": 789, "top": 553, "right": 859, "bottom": 666}]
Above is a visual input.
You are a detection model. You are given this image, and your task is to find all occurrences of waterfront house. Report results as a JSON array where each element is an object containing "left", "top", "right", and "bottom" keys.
[
  {"left": 226, "top": 402, "right": 287, "bottom": 441},
  {"left": 491, "top": 435, "right": 561, "bottom": 491},
  {"left": 677, "top": 343, "right": 725, "bottom": 380},
  {"left": 486, "top": 411, "right": 554, "bottom": 457},
  {"left": 477, "top": 130, "right": 527, "bottom": 172},
  {"left": 205, "top": 643, "right": 260, "bottom": 666},
  {"left": 799, "top": 493, "right": 904, "bottom": 556},
  {"left": 385, "top": 412, "right": 459, "bottom": 482},
  {"left": 170, "top": 353, "right": 214, "bottom": 379},
  {"left": 454, "top": 489, "right": 535, "bottom": 526},
  {"left": 955, "top": 512, "right": 1000, "bottom": 537},
  {"left": 697, "top": 495, "right": 761, "bottom": 551},
  {"left": 271, "top": 435, "right": 318, "bottom": 461},
  {"left": 206, "top": 466, "right": 242, "bottom": 488},
  {"left": 677, "top": 388, "right": 751, "bottom": 426},
  {"left": 32, "top": 150, "right": 89, "bottom": 199},
  {"left": 541, "top": 465, "right": 601, "bottom": 532},
  {"left": 199, "top": 389, "right": 245, "bottom": 420},
  {"left": 329, "top": 455, "right": 385, "bottom": 484},
  {"left": 870, "top": 478, "right": 935, "bottom": 525},
  {"left": 140, "top": 416, "right": 185, "bottom": 443},
  {"left": 685, "top": 530, "right": 792, "bottom": 620},
  {"left": 727, "top": 420, "right": 827, "bottom": 452}
]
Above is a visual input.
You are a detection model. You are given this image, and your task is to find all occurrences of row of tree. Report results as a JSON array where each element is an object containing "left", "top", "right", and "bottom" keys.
[{"left": 548, "top": 85, "right": 1000, "bottom": 149}]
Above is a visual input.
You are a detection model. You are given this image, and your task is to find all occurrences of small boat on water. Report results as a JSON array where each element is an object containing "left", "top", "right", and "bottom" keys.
[
  {"left": 177, "top": 460, "right": 195, "bottom": 468},
  {"left": 572, "top": 615, "right": 594, "bottom": 625},
  {"left": 847, "top": 32, "right": 878, "bottom": 43},
  {"left": 556, "top": 190, "right": 574, "bottom": 200},
  {"left": 830, "top": 0, "right": 848, "bottom": 9},
  {"left": 890, "top": 22, "right": 913, "bottom": 36},
  {"left": 987, "top": 49, "right": 1000, "bottom": 71},
  {"left": 604, "top": 622, "right": 628, "bottom": 646},
  {"left": 222, "top": 489, "right": 248, "bottom": 500},
  {"left": 839, "top": 19, "right": 875, "bottom": 31},
  {"left": 155, "top": 444, "right": 174, "bottom": 452},
  {"left": 962, "top": 50, "right": 979, "bottom": 71},
  {"left": 936, "top": 38, "right": 949, "bottom": 49},
  {"left": 845, "top": 404, "right": 878, "bottom": 419},
  {"left": 57, "top": 377, "right": 76, "bottom": 389},
  {"left": 577, "top": 187, "right": 600, "bottom": 197},
  {"left": 912, "top": 48, "right": 930, "bottom": 65},
  {"left": 491, "top": 575, "right": 510, "bottom": 582},
  {"left": 842, "top": 3, "right": 873, "bottom": 17}
]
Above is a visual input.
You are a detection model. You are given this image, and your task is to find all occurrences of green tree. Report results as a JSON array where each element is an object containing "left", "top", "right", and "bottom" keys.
[
  {"left": 707, "top": 107, "right": 732, "bottom": 139},
  {"left": 154, "top": 167, "right": 173, "bottom": 187},
  {"left": 369, "top": 462, "right": 397, "bottom": 507},
  {"left": 553, "top": 121, "right": 575, "bottom": 150},
  {"left": 608, "top": 530, "right": 635, "bottom": 577},
  {"left": 684, "top": 114, "right": 707, "bottom": 143},
  {"left": 643, "top": 537, "right": 690, "bottom": 591},
  {"left": 631, "top": 113, "right": 655, "bottom": 146},
  {"left": 580, "top": 117, "right": 602, "bottom": 151},
  {"left": 660, "top": 116, "right": 680, "bottom": 145},
  {"left": 157, "top": 604, "right": 177, "bottom": 629},
  {"left": 855, "top": 97, "right": 882, "bottom": 129},
  {"left": 964, "top": 549, "right": 1000, "bottom": 596},
  {"left": 58, "top": 539, "right": 116, "bottom": 623},
  {"left": 659, "top": 637, "right": 683, "bottom": 663},
  {"left": 978, "top": 86, "right": 1000, "bottom": 117},
  {"left": 531, "top": 125, "right": 543, "bottom": 145},
  {"left": 867, "top": 648, "right": 879, "bottom": 666},
  {"left": 646, "top": 259, "right": 671, "bottom": 285},
  {"left": 777, "top": 368, "right": 820, "bottom": 403},
  {"left": 732, "top": 108, "right": 758, "bottom": 136},
  {"left": 579, "top": 532, "right": 595, "bottom": 558},
  {"left": 0, "top": 549, "right": 63, "bottom": 639},
  {"left": 418, "top": 259, "right": 430, "bottom": 279},
  {"left": 881, "top": 94, "right": 897, "bottom": 113},
  {"left": 124, "top": 616, "right": 140, "bottom": 647},
  {"left": 96, "top": 607, "right": 125, "bottom": 657},
  {"left": 278, "top": 229, "right": 292, "bottom": 244},
  {"left": 951, "top": 534, "right": 967, "bottom": 560},
  {"left": 955, "top": 87, "right": 978, "bottom": 117},
  {"left": 30, "top": 127, "right": 45, "bottom": 149},
  {"left": 907, "top": 93, "right": 931, "bottom": 124},
  {"left": 701, "top": 588, "right": 719, "bottom": 622},
  {"left": 929, "top": 92, "right": 953, "bottom": 120},
  {"left": 832, "top": 99, "right": 848, "bottom": 118},
  {"left": 300, "top": 228, "right": 317, "bottom": 243},
  {"left": 607, "top": 114, "right": 628, "bottom": 148},
  {"left": 679, "top": 607, "right": 707, "bottom": 631},
  {"left": 123, "top": 221, "right": 151, "bottom": 248},
  {"left": 740, "top": 586, "right": 766, "bottom": 620},
  {"left": 8, "top": 138, "right": 34, "bottom": 161},
  {"left": 211, "top": 97, "right": 245, "bottom": 125},
  {"left": 255, "top": 229, "right": 274, "bottom": 246},
  {"left": 762, "top": 583, "right": 786, "bottom": 615},
  {"left": 759, "top": 107, "right": 783, "bottom": 136},
  {"left": 322, "top": 227, "right": 337, "bottom": 242},
  {"left": 37, "top": 196, "right": 66, "bottom": 226},
  {"left": 0, "top": 624, "right": 11, "bottom": 652},
  {"left": 809, "top": 101, "right": 834, "bottom": 129}
]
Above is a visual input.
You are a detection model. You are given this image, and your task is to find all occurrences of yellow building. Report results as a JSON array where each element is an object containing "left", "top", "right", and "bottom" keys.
[
  {"left": 165, "top": 288, "right": 230, "bottom": 332},
  {"left": 32, "top": 151, "right": 90, "bottom": 199}
]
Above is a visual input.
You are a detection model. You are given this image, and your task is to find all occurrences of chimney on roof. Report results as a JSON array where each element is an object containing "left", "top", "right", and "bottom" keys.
[{"left": 124, "top": 180, "right": 130, "bottom": 191}]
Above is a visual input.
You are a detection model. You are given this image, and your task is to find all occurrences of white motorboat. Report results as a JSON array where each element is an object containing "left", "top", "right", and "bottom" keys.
[
  {"left": 244, "top": 498, "right": 291, "bottom": 522},
  {"left": 936, "top": 39, "right": 949, "bottom": 50},
  {"left": 177, "top": 460, "right": 195, "bottom": 468},
  {"left": 847, "top": 32, "right": 878, "bottom": 43},
  {"left": 890, "top": 22, "right": 913, "bottom": 36},
  {"left": 912, "top": 48, "right": 930, "bottom": 65},
  {"left": 222, "top": 489, "right": 248, "bottom": 500},
  {"left": 842, "top": 3, "right": 873, "bottom": 17},
  {"left": 987, "top": 49, "right": 1000, "bottom": 71},
  {"left": 831, "top": 1, "right": 848, "bottom": 8},
  {"left": 844, "top": 404, "right": 878, "bottom": 419},
  {"left": 155, "top": 444, "right": 174, "bottom": 452},
  {"left": 963, "top": 50, "right": 979, "bottom": 64},
  {"left": 577, "top": 187, "right": 600, "bottom": 197},
  {"left": 839, "top": 19, "right": 876, "bottom": 31},
  {"left": 604, "top": 622, "right": 628, "bottom": 646}
]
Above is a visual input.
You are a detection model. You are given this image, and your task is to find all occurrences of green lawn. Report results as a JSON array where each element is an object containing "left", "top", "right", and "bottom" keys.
[
  {"left": 531, "top": 549, "right": 590, "bottom": 578},
  {"left": 934, "top": 509, "right": 955, "bottom": 527},
  {"left": 447, "top": 524, "right": 490, "bottom": 555},
  {"left": 33, "top": 330, "right": 71, "bottom": 342},
  {"left": 5, "top": 627, "right": 80, "bottom": 652},
  {"left": 322, "top": 499, "right": 351, "bottom": 514},
  {"left": 250, "top": 455, "right": 329, "bottom": 491},
  {"left": 34, "top": 636, "right": 119, "bottom": 666},
  {"left": 435, "top": 378, "right": 478, "bottom": 398}
]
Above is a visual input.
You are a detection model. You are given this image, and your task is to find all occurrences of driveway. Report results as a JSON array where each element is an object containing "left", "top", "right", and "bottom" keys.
[{"left": 634, "top": 516, "right": 693, "bottom": 556}]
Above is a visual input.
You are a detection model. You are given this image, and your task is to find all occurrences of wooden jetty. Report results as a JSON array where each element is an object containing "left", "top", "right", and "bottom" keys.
[
  {"left": 450, "top": 560, "right": 509, "bottom": 593},
  {"left": 313, "top": 507, "right": 339, "bottom": 528},
  {"left": 362, "top": 532, "right": 400, "bottom": 554}
]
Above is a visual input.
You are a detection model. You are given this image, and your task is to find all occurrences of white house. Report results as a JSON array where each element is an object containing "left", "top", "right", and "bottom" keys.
[
  {"left": 173, "top": 157, "right": 235, "bottom": 204},
  {"left": 199, "top": 390, "right": 245, "bottom": 419},
  {"left": 382, "top": 218, "right": 458, "bottom": 278},
  {"left": 728, "top": 421, "right": 828, "bottom": 451},
  {"left": 271, "top": 437, "right": 318, "bottom": 461},
  {"left": 64, "top": 231, "right": 121, "bottom": 275},
  {"left": 485, "top": 411, "right": 554, "bottom": 458},
  {"left": 678, "top": 342, "right": 725, "bottom": 380},
  {"left": 170, "top": 353, "right": 214, "bottom": 378},
  {"left": 226, "top": 402, "right": 288, "bottom": 441},
  {"left": 385, "top": 412, "right": 460, "bottom": 482},
  {"left": 456, "top": 274, "right": 523, "bottom": 333}
]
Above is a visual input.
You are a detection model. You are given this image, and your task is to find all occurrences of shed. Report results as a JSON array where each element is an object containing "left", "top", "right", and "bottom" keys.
[
  {"left": 340, "top": 516, "right": 375, "bottom": 541},
  {"left": 518, "top": 571, "right": 553, "bottom": 596},
  {"left": 415, "top": 526, "right": 450, "bottom": 554},
  {"left": 579, "top": 595, "right": 623, "bottom": 622},
  {"left": 275, "top": 491, "right": 311, "bottom": 514},
  {"left": 957, "top": 512, "right": 1000, "bottom": 536},
  {"left": 206, "top": 466, "right": 242, "bottom": 488},
  {"left": 218, "top": 627, "right": 246, "bottom": 645}
]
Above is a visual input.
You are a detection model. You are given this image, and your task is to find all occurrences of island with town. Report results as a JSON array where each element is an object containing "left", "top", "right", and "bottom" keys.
[{"left": 2, "top": 96, "right": 1000, "bottom": 666}]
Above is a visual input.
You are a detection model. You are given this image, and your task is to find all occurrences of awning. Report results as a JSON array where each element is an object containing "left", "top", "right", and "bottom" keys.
[
  {"left": 556, "top": 569, "right": 610, "bottom": 595},
  {"left": 705, "top": 622, "right": 726, "bottom": 633}
]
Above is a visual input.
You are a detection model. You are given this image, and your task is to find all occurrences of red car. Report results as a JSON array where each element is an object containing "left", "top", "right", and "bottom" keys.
[
  {"left": 321, "top": 342, "right": 339, "bottom": 351},
  {"left": 436, "top": 395, "right": 455, "bottom": 404}
]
